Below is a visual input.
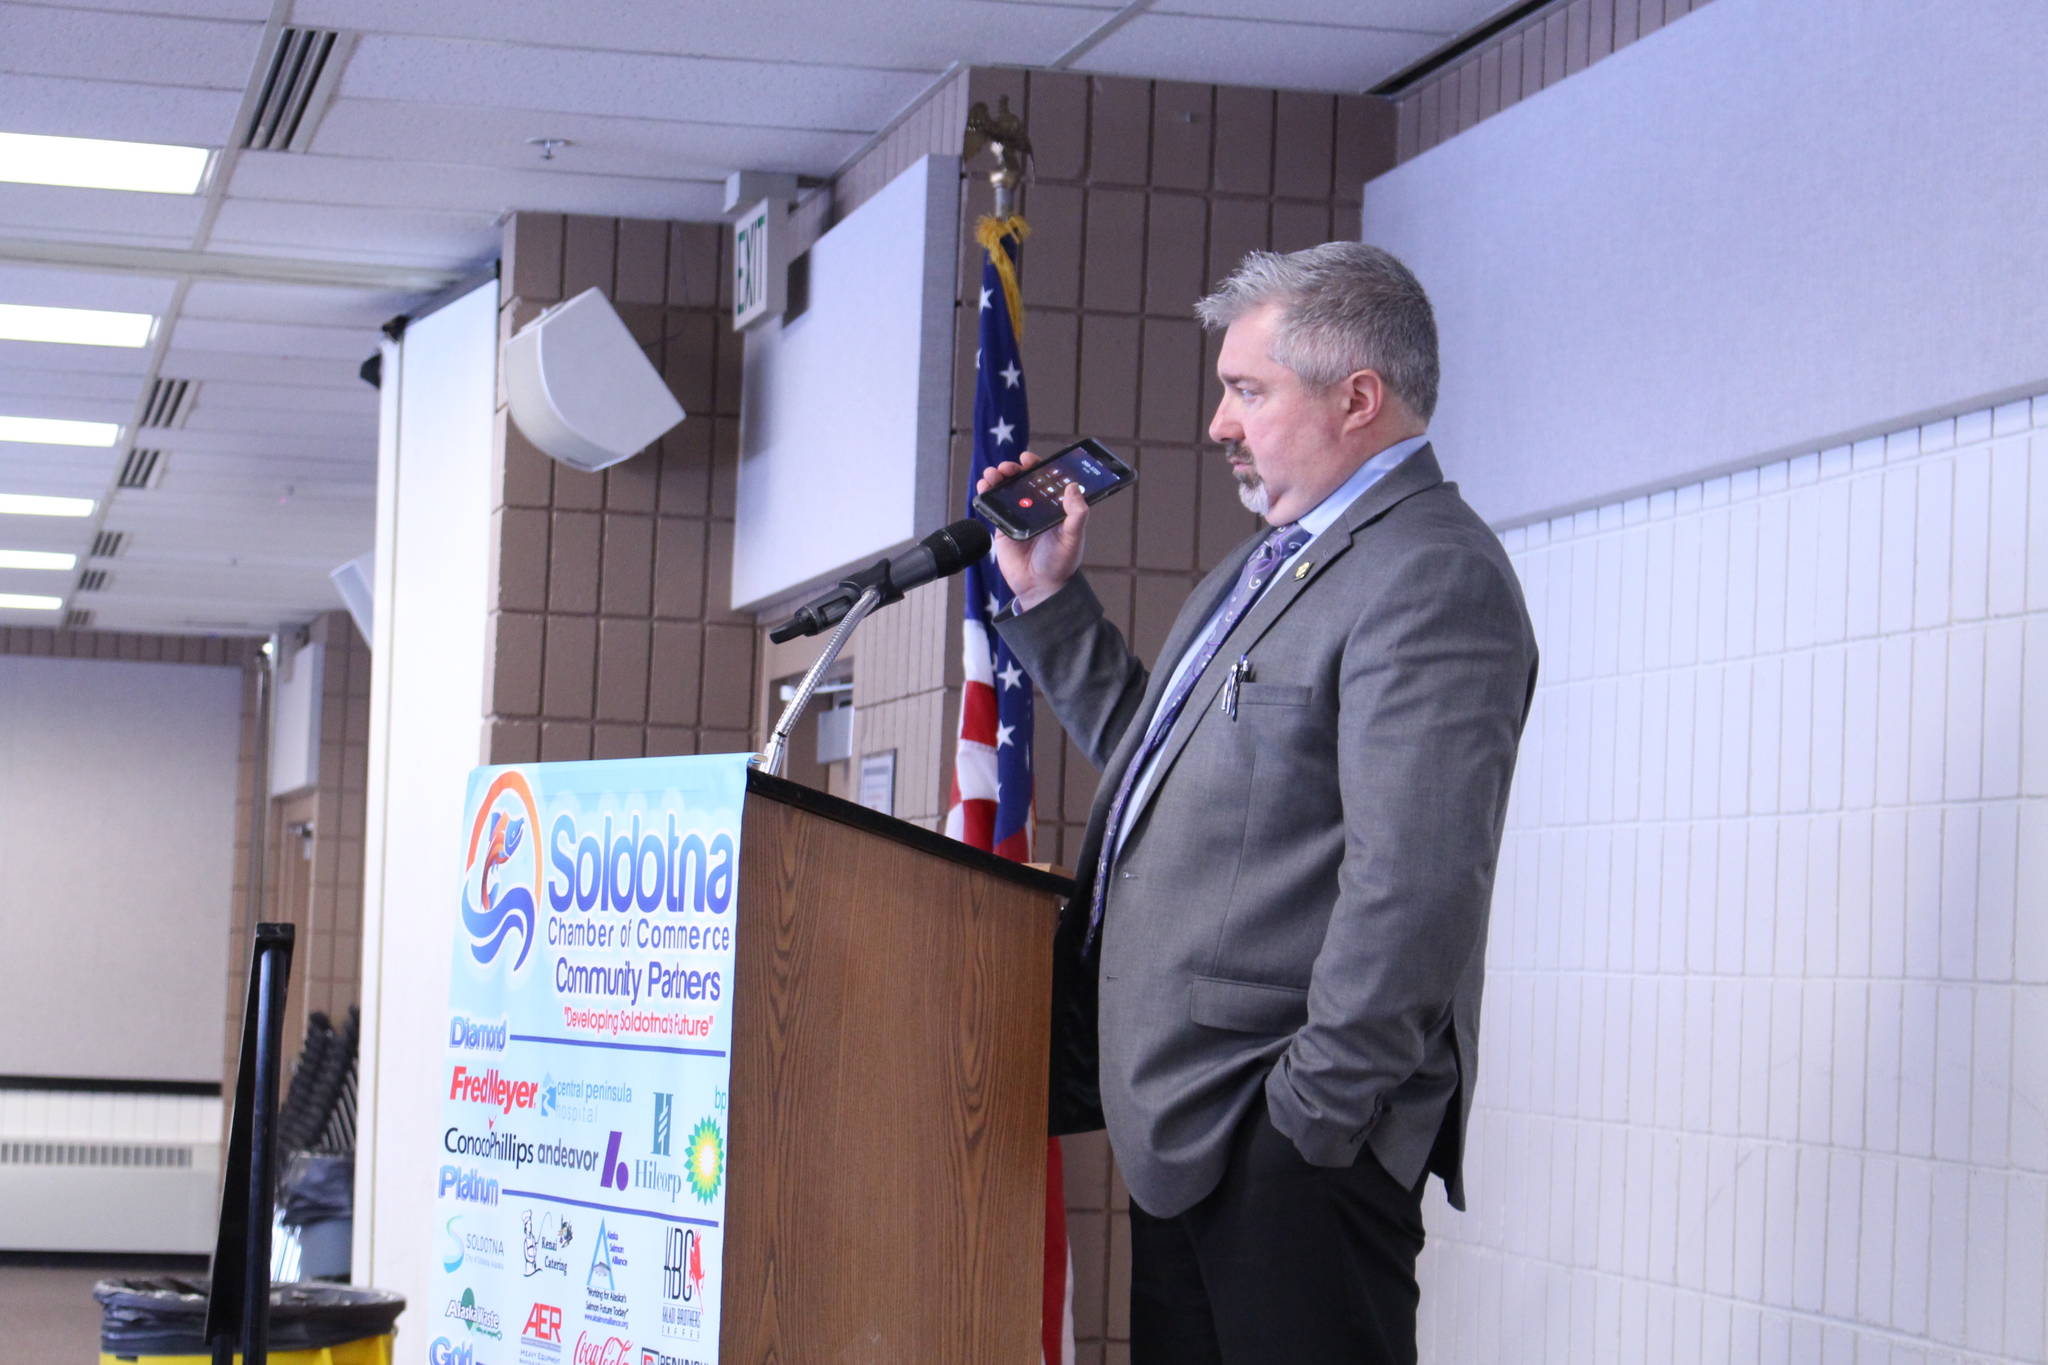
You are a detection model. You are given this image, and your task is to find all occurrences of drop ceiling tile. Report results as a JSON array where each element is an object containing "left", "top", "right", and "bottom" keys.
[
  {"left": 0, "top": 447, "right": 115, "bottom": 488},
  {"left": 165, "top": 317, "right": 374, "bottom": 366},
  {"left": 160, "top": 347, "right": 376, "bottom": 389},
  {"left": 179, "top": 279, "right": 426, "bottom": 329},
  {"left": 294, "top": 0, "right": 1088, "bottom": 71},
  {"left": 194, "top": 380, "right": 377, "bottom": 415},
  {"left": 0, "top": 265, "right": 180, "bottom": 314},
  {"left": 0, "top": 391, "right": 131, "bottom": 423},
  {"left": 36, "top": 0, "right": 273, "bottom": 18},
  {"left": 207, "top": 199, "right": 499, "bottom": 266},
  {"left": 0, "top": 338, "right": 153, "bottom": 376},
  {"left": 312, "top": 99, "right": 869, "bottom": 180},
  {"left": 1152, "top": 0, "right": 1498, "bottom": 34},
  {"left": 341, "top": 35, "right": 936, "bottom": 132},
  {"left": 0, "top": 184, "right": 206, "bottom": 240},
  {"left": 0, "top": 74, "right": 242, "bottom": 146},
  {"left": 229, "top": 152, "right": 725, "bottom": 223},
  {"left": 0, "top": 370, "right": 147, "bottom": 405},
  {"left": 143, "top": 425, "right": 374, "bottom": 458},
  {"left": 181, "top": 404, "right": 370, "bottom": 439},
  {"left": 1072, "top": 12, "right": 1442, "bottom": 92},
  {"left": 0, "top": 4, "right": 263, "bottom": 89},
  {"left": 0, "top": 518, "right": 90, "bottom": 553}
]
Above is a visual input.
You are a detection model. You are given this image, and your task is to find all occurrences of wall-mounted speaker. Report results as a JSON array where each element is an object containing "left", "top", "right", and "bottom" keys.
[
  {"left": 503, "top": 287, "right": 685, "bottom": 472},
  {"left": 329, "top": 551, "right": 373, "bottom": 644}
]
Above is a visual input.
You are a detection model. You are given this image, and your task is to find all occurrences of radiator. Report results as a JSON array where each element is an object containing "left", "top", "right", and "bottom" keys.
[{"left": 0, "top": 1089, "right": 223, "bottom": 1254}]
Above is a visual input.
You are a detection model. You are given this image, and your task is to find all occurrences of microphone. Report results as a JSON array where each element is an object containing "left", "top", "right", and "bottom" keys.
[{"left": 768, "top": 518, "right": 992, "bottom": 643}]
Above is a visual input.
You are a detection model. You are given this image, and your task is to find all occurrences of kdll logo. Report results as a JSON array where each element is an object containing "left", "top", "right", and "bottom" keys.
[{"left": 463, "top": 770, "right": 542, "bottom": 972}]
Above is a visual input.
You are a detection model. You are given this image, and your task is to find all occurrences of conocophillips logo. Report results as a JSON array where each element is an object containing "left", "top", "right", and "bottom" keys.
[{"left": 464, "top": 770, "right": 542, "bottom": 971}]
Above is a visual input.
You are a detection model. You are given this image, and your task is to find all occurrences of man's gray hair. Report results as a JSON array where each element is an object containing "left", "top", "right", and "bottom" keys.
[{"left": 1194, "top": 242, "right": 1439, "bottom": 421}]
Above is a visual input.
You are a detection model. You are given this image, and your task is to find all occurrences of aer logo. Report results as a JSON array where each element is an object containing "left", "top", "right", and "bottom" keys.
[{"left": 524, "top": 1302, "right": 564, "bottom": 1344}]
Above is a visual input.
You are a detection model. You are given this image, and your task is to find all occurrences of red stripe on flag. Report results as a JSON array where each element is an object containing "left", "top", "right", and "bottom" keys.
[
  {"left": 956, "top": 797, "right": 995, "bottom": 849},
  {"left": 960, "top": 678, "right": 998, "bottom": 743},
  {"left": 1041, "top": 1136, "right": 1072, "bottom": 1365}
]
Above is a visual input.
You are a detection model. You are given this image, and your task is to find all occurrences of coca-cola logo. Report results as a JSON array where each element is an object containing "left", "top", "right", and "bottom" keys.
[{"left": 572, "top": 1333, "right": 633, "bottom": 1365}]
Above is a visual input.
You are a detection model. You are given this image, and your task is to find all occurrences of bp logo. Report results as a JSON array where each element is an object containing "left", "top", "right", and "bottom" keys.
[
  {"left": 684, "top": 1118, "right": 724, "bottom": 1203},
  {"left": 462, "top": 771, "right": 542, "bottom": 971}
]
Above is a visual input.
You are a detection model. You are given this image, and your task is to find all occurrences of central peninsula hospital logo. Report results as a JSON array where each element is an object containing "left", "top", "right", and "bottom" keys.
[{"left": 463, "top": 771, "right": 542, "bottom": 972}]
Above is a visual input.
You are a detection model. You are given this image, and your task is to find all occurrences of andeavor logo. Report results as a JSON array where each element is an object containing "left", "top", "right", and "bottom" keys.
[{"left": 463, "top": 771, "right": 542, "bottom": 971}]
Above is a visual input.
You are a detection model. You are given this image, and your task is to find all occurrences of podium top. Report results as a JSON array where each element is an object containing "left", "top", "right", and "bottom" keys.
[{"left": 746, "top": 767, "right": 1074, "bottom": 900}]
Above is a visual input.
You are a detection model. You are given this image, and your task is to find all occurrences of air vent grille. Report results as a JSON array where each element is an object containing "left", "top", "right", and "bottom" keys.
[
  {"left": 140, "top": 380, "right": 193, "bottom": 428},
  {"left": 0, "top": 1141, "right": 194, "bottom": 1168},
  {"left": 117, "top": 448, "right": 166, "bottom": 489},
  {"left": 90, "top": 530, "right": 126, "bottom": 558},
  {"left": 63, "top": 609, "right": 93, "bottom": 630},
  {"left": 244, "top": 29, "right": 347, "bottom": 153},
  {"left": 77, "top": 568, "right": 109, "bottom": 592}
]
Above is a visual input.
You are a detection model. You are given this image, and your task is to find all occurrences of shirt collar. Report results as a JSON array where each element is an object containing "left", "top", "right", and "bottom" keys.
[{"left": 1293, "top": 432, "right": 1430, "bottom": 541}]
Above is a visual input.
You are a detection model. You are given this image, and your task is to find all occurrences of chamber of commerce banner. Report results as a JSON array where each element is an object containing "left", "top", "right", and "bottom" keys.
[{"left": 433, "top": 754, "right": 749, "bottom": 1365}]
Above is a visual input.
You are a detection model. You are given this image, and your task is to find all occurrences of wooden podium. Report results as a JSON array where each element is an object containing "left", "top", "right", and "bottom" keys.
[{"left": 723, "top": 769, "right": 1073, "bottom": 1362}]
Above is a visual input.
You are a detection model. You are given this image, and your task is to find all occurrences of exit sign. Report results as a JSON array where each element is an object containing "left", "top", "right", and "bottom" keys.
[{"left": 732, "top": 199, "right": 786, "bottom": 332}]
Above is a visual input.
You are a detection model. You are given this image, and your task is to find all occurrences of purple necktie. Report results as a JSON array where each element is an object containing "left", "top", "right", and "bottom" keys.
[{"left": 1086, "top": 521, "right": 1310, "bottom": 947}]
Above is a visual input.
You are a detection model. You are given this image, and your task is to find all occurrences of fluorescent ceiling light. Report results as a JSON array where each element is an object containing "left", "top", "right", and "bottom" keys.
[
  {"left": 0, "top": 592, "right": 62, "bottom": 611},
  {"left": 0, "top": 549, "right": 76, "bottom": 571},
  {"left": 0, "top": 132, "right": 210, "bottom": 195},
  {"left": 0, "top": 303, "right": 154, "bottom": 348},
  {"left": 0, "top": 493, "right": 95, "bottom": 517},
  {"left": 0, "top": 414, "right": 120, "bottom": 447}
]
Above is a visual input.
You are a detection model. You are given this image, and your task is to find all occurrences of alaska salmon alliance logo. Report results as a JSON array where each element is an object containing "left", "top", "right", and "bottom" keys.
[{"left": 464, "top": 771, "right": 543, "bottom": 972}]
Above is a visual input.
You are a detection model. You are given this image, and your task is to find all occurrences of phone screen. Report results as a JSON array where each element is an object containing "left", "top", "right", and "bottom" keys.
[{"left": 975, "top": 440, "right": 1134, "bottom": 538}]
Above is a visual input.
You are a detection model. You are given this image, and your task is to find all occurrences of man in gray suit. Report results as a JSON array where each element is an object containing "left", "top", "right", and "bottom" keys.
[{"left": 981, "top": 242, "right": 1538, "bottom": 1364}]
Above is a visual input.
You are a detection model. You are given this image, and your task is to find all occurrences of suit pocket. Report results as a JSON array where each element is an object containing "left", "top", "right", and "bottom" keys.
[
  {"left": 1189, "top": 976, "right": 1309, "bottom": 1033},
  {"left": 1237, "top": 681, "right": 1312, "bottom": 707}
]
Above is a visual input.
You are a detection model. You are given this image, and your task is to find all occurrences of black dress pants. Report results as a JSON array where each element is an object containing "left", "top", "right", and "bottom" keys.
[{"left": 1128, "top": 1099, "right": 1427, "bottom": 1365}]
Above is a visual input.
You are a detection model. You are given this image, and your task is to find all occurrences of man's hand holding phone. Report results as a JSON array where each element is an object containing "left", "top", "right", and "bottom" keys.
[{"left": 977, "top": 450, "right": 1089, "bottom": 612}]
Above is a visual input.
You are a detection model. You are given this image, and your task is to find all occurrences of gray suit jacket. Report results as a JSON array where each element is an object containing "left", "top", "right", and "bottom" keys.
[{"left": 999, "top": 445, "right": 1537, "bottom": 1218}]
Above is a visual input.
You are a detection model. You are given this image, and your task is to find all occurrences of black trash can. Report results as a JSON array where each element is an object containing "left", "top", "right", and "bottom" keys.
[{"left": 93, "top": 1275, "right": 404, "bottom": 1364}]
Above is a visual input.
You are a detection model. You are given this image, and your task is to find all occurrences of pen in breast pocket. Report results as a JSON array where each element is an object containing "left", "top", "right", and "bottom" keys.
[{"left": 1221, "top": 654, "right": 1254, "bottom": 719}]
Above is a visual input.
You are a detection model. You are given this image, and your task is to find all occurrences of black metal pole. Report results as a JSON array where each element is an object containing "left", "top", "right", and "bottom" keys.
[{"left": 244, "top": 932, "right": 289, "bottom": 1365}]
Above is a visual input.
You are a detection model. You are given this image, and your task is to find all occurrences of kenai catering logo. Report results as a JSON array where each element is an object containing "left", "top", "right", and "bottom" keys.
[{"left": 463, "top": 770, "right": 543, "bottom": 971}]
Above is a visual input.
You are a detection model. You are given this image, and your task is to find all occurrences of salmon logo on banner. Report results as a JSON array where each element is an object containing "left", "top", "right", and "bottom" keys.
[{"left": 463, "top": 771, "right": 543, "bottom": 972}]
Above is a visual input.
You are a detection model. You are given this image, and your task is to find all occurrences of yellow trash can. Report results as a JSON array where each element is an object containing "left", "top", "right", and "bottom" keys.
[{"left": 93, "top": 1277, "right": 405, "bottom": 1364}]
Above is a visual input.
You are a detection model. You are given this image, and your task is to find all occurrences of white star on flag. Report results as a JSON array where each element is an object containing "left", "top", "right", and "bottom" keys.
[
  {"left": 998, "top": 660, "right": 1024, "bottom": 690},
  {"left": 1000, "top": 361, "right": 1023, "bottom": 389},
  {"left": 989, "top": 417, "right": 1016, "bottom": 446},
  {"left": 979, "top": 286, "right": 993, "bottom": 311},
  {"left": 986, "top": 594, "right": 1001, "bottom": 617},
  {"left": 995, "top": 722, "right": 1015, "bottom": 749}
]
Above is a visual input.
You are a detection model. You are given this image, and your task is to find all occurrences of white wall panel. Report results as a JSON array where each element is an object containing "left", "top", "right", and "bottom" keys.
[
  {"left": 1423, "top": 394, "right": 2048, "bottom": 1363},
  {"left": 0, "top": 656, "right": 238, "bottom": 1081}
]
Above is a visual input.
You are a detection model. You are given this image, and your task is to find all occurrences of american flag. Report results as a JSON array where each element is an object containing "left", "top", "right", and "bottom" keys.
[{"left": 943, "top": 215, "right": 1075, "bottom": 1365}]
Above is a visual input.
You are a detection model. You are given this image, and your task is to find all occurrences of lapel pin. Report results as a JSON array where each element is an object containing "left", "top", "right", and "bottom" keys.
[{"left": 1293, "top": 561, "right": 1311, "bottom": 580}]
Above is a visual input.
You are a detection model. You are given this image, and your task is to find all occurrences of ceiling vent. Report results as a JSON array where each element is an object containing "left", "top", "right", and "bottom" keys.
[
  {"left": 63, "top": 608, "right": 93, "bottom": 630},
  {"left": 118, "top": 449, "right": 166, "bottom": 489},
  {"left": 77, "top": 568, "right": 109, "bottom": 592},
  {"left": 90, "top": 530, "right": 126, "bottom": 558},
  {"left": 243, "top": 29, "right": 354, "bottom": 153},
  {"left": 139, "top": 381, "right": 193, "bottom": 428}
]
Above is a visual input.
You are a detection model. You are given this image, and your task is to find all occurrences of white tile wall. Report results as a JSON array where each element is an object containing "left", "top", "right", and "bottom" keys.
[{"left": 1418, "top": 396, "right": 2048, "bottom": 1363}]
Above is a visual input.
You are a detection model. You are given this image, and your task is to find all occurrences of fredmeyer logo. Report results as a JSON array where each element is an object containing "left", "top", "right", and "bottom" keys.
[{"left": 463, "top": 770, "right": 543, "bottom": 971}]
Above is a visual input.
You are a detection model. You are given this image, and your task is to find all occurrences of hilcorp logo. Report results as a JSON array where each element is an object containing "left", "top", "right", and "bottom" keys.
[
  {"left": 450, "top": 1064, "right": 540, "bottom": 1113},
  {"left": 463, "top": 771, "right": 543, "bottom": 972},
  {"left": 546, "top": 813, "right": 735, "bottom": 917}
]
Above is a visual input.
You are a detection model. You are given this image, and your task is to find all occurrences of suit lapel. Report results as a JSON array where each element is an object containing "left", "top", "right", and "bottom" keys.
[{"left": 1115, "top": 445, "right": 1445, "bottom": 835}]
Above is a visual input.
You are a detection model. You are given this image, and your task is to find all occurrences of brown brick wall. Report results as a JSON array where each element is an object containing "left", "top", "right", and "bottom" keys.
[
  {"left": 486, "top": 213, "right": 757, "bottom": 764},
  {"left": 1394, "top": 0, "right": 1719, "bottom": 162}
]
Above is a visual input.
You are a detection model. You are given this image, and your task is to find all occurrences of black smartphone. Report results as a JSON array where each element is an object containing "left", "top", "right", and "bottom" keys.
[{"left": 973, "top": 438, "right": 1136, "bottom": 540}]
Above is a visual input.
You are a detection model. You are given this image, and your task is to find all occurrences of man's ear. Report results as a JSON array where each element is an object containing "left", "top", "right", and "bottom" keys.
[{"left": 1339, "top": 369, "right": 1385, "bottom": 434}]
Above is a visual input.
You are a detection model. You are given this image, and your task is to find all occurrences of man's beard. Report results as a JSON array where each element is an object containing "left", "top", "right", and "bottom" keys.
[{"left": 1223, "top": 440, "right": 1269, "bottom": 516}]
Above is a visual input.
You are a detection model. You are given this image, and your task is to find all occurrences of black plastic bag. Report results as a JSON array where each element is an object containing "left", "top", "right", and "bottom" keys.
[{"left": 93, "top": 1276, "right": 404, "bottom": 1355}]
